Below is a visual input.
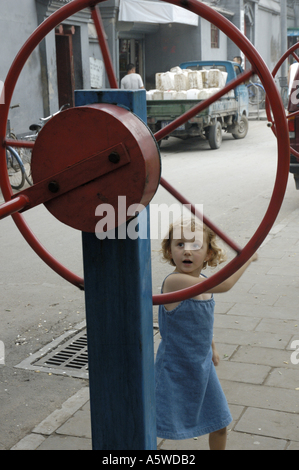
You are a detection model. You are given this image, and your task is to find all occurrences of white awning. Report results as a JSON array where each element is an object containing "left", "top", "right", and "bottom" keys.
[{"left": 119, "top": 0, "right": 199, "bottom": 26}]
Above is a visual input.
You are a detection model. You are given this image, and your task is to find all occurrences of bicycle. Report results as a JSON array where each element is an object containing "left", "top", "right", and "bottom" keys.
[
  {"left": 28, "top": 103, "right": 70, "bottom": 135},
  {"left": 6, "top": 108, "right": 31, "bottom": 190},
  {"left": 6, "top": 145, "right": 26, "bottom": 190},
  {"left": 247, "top": 80, "right": 265, "bottom": 105}
]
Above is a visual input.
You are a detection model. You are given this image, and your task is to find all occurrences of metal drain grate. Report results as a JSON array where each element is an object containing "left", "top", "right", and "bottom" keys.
[
  {"left": 15, "top": 322, "right": 89, "bottom": 379},
  {"left": 34, "top": 331, "right": 89, "bottom": 372}
]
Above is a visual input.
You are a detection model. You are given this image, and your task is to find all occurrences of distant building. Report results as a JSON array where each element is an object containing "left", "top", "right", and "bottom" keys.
[{"left": 1, "top": 0, "right": 104, "bottom": 134}]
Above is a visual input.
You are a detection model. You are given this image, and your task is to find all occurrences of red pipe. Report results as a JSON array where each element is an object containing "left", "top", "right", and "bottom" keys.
[
  {"left": 287, "top": 109, "right": 299, "bottom": 119},
  {"left": 292, "top": 52, "right": 299, "bottom": 63},
  {"left": 5, "top": 139, "right": 35, "bottom": 149},
  {"left": 90, "top": 6, "right": 119, "bottom": 89},
  {"left": 0, "top": 195, "right": 29, "bottom": 220}
]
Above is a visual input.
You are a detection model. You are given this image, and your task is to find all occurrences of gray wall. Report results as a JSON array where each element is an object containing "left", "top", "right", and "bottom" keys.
[
  {"left": 200, "top": 17, "right": 228, "bottom": 62},
  {"left": 256, "top": 7, "right": 281, "bottom": 72},
  {"left": 221, "top": 0, "right": 243, "bottom": 62},
  {"left": 0, "top": 0, "right": 44, "bottom": 135},
  {"left": 1, "top": 0, "right": 98, "bottom": 136},
  {"left": 145, "top": 23, "right": 201, "bottom": 90},
  {"left": 222, "top": 0, "right": 282, "bottom": 72}
]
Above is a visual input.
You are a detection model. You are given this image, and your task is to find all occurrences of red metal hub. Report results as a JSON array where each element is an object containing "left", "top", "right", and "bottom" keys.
[{"left": 12, "top": 104, "right": 160, "bottom": 232}]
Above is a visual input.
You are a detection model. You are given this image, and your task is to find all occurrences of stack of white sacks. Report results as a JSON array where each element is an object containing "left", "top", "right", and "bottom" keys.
[{"left": 146, "top": 66, "right": 233, "bottom": 101}]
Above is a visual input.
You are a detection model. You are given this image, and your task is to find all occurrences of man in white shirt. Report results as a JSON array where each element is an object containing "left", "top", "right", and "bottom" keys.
[{"left": 121, "top": 63, "right": 145, "bottom": 90}]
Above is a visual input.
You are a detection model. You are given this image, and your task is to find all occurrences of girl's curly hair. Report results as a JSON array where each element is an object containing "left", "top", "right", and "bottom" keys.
[{"left": 161, "top": 217, "right": 227, "bottom": 269}]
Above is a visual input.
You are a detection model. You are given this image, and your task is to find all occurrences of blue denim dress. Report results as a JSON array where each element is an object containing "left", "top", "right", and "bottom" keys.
[{"left": 155, "top": 275, "right": 232, "bottom": 440}]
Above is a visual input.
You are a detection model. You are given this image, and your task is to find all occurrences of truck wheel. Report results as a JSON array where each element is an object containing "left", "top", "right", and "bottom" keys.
[
  {"left": 208, "top": 121, "right": 223, "bottom": 149},
  {"left": 294, "top": 175, "right": 299, "bottom": 190},
  {"left": 232, "top": 115, "right": 249, "bottom": 140}
]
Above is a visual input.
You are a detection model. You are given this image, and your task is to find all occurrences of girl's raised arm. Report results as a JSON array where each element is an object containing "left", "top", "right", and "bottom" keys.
[
  {"left": 163, "top": 254, "right": 258, "bottom": 296},
  {"left": 208, "top": 253, "right": 258, "bottom": 294}
]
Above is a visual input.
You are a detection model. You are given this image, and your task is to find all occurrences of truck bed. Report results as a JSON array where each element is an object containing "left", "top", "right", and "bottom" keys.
[{"left": 147, "top": 97, "right": 237, "bottom": 120}]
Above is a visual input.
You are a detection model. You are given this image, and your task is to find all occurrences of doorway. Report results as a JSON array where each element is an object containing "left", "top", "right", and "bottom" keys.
[
  {"left": 55, "top": 25, "right": 76, "bottom": 108},
  {"left": 119, "top": 38, "right": 144, "bottom": 83}
]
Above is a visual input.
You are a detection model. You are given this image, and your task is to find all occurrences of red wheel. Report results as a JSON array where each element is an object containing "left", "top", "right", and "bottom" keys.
[
  {"left": 266, "top": 42, "right": 299, "bottom": 159},
  {"left": 0, "top": 0, "right": 290, "bottom": 304}
]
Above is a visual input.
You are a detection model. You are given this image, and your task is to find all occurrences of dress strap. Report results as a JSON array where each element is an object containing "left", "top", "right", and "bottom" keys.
[
  {"left": 161, "top": 272, "right": 207, "bottom": 293},
  {"left": 161, "top": 272, "right": 180, "bottom": 293}
]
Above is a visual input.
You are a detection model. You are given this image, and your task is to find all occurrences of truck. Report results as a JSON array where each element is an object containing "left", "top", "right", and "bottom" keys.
[{"left": 146, "top": 60, "right": 249, "bottom": 149}]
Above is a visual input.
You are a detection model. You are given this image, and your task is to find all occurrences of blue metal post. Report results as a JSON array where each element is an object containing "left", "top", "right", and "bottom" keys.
[{"left": 76, "top": 90, "right": 157, "bottom": 450}]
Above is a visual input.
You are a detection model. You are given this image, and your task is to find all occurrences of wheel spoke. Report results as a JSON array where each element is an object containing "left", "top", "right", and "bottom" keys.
[
  {"left": 0, "top": 195, "right": 29, "bottom": 220},
  {"left": 5, "top": 139, "right": 35, "bottom": 149},
  {"left": 160, "top": 177, "right": 242, "bottom": 254},
  {"left": 292, "top": 51, "right": 299, "bottom": 63},
  {"left": 154, "top": 69, "right": 254, "bottom": 142},
  {"left": 90, "top": 5, "right": 118, "bottom": 89},
  {"left": 287, "top": 109, "right": 299, "bottom": 119},
  {"left": 272, "top": 43, "right": 299, "bottom": 77},
  {"left": 290, "top": 147, "right": 299, "bottom": 159}
]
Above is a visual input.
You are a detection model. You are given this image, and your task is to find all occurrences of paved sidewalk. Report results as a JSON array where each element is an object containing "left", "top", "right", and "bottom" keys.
[{"left": 11, "top": 208, "right": 299, "bottom": 450}]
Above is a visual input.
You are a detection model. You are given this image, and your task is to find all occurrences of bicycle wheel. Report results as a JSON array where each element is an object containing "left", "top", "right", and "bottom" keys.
[
  {"left": 20, "top": 146, "right": 33, "bottom": 186},
  {"left": 6, "top": 146, "right": 25, "bottom": 190},
  {"left": 248, "top": 83, "right": 265, "bottom": 105}
]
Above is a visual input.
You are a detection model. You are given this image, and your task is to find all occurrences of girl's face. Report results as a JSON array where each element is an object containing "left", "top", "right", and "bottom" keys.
[{"left": 169, "top": 230, "right": 210, "bottom": 277}]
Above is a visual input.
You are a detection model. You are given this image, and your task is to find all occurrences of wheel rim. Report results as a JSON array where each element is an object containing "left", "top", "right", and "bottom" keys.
[
  {"left": 0, "top": 0, "right": 290, "bottom": 304},
  {"left": 238, "top": 117, "right": 247, "bottom": 136},
  {"left": 216, "top": 123, "right": 222, "bottom": 145}
]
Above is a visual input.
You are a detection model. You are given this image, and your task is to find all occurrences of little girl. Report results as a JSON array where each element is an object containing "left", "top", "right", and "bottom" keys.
[{"left": 155, "top": 217, "right": 258, "bottom": 450}]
